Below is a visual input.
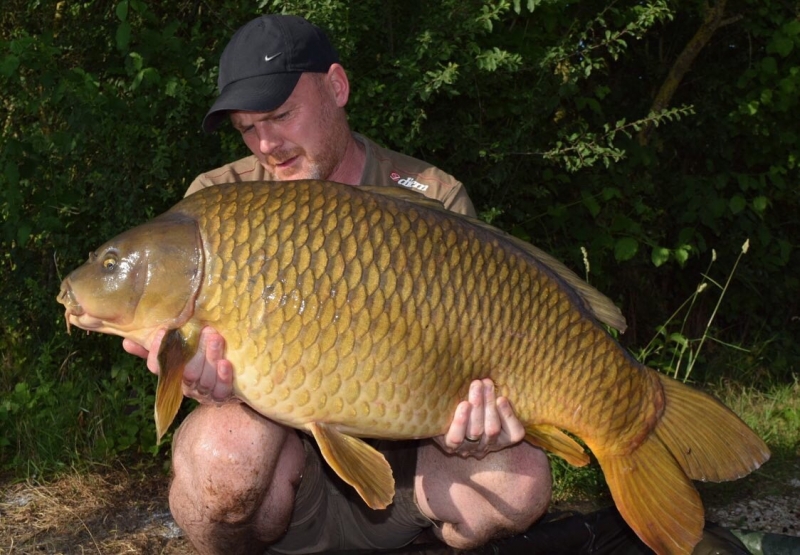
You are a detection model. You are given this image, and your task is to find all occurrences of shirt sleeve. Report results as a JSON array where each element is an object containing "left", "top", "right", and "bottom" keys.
[
  {"left": 185, "top": 175, "right": 211, "bottom": 197},
  {"left": 441, "top": 182, "right": 478, "bottom": 218}
]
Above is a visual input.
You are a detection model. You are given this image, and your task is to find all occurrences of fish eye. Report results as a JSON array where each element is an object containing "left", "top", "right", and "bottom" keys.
[{"left": 102, "top": 256, "right": 117, "bottom": 271}]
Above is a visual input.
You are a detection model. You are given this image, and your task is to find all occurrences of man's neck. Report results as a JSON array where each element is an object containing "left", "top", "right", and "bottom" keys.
[{"left": 326, "top": 132, "right": 366, "bottom": 186}]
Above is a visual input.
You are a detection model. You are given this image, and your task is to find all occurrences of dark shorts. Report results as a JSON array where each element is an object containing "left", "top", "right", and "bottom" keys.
[{"left": 267, "top": 436, "right": 433, "bottom": 554}]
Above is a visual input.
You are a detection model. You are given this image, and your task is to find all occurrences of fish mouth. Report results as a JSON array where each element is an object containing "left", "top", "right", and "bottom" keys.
[
  {"left": 57, "top": 281, "right": 80, "bottom": 333},
  {"left": 57, "top": 281, "right": 105, "bottom": 334}
]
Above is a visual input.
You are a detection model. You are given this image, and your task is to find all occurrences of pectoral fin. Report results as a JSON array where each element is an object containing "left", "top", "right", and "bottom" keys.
[
  {"left": 525, "top": 425, "right": 590, "bottom": 467},
  {"left": 308, "top": 422, "right": 395, "bottom": 509},
  {"left": 154, "top": 324, "right": 202, "bottom": 443}
]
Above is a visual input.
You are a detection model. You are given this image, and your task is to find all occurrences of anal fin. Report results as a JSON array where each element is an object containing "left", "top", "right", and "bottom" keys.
[
  {"left": 525, "top": 425, "right": 590, "bottom": 467},
  {"left": 308, "top": 422, "right": 395, "bottom": 509}
]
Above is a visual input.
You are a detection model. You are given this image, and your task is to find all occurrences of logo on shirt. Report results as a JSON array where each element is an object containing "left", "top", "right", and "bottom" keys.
[{"left": 390, "top": 172, "right": 429, "bottom": 192}]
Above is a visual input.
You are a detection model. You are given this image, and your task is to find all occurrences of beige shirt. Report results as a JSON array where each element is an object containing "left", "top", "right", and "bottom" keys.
[{"left": 186, "top": 134, "right": 476, "bottom": 217}]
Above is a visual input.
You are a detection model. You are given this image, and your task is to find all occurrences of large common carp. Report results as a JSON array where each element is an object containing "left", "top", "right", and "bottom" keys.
[{"left": 58, "top": 180, "right": 769, "bottom": 555}]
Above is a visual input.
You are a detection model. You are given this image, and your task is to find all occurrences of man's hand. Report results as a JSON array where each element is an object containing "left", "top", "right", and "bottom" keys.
[
  {"left": 122, "top": 327, "right": 236, "bottom": 404},
  {"left": 435, "top": 378, "right": 526, "bottom": 459}
]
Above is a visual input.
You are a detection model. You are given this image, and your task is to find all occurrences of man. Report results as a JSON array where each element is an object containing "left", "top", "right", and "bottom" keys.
[{"left": 124, "top": 14, "right": 552, "bottom": 555}]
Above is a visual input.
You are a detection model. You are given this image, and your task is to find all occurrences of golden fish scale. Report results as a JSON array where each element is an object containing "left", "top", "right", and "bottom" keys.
[{"left": 180, "top": 181, "right": 659, "bottom": 450}]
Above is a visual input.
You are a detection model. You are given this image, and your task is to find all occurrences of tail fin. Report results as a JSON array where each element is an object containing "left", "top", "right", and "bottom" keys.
[
  {"left": 594, "top": 372, "right": 770, "bottom": 555},
  {"left": 598, "top": 436, "right": 703, "bottom": 555},
  {"left": 652, "top": 372, "right": 770, "bottom": 481}
]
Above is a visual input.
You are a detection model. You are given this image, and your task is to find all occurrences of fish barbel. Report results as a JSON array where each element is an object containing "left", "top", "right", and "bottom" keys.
[{"left": 57, "top": 180, "right": 769, "bottom": 555}]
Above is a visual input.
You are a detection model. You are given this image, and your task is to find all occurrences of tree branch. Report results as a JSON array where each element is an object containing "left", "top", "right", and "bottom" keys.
[{"left": 638, "top": 0, "right": 737, "bottom": 145}]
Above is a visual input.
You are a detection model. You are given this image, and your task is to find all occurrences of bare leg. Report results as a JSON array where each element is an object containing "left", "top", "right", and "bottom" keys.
[
  {"left": 168, "top": 403, "right": 305, "bottom": 555},
  {"left": 414, "top": 440, "right": 551, "bottom": 549}
]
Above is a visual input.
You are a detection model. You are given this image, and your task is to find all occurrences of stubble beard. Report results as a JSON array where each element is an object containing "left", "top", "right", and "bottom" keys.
[{"left": 269, "top": 77, "right": 351, "bottom": 181}]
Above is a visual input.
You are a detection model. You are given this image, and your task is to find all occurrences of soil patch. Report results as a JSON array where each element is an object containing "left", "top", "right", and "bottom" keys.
[{"left": 0, "top": 466, "right": 189, "bottom": 554}]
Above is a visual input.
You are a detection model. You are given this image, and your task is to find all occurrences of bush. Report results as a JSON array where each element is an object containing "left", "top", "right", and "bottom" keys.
[{"left": 1, "top": 0, "right": 797, "bottom": 474}]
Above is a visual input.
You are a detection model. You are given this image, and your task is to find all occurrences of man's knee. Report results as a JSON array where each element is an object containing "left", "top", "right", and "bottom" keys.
[
  {"left": 416, "top": 441, "right": 551, "bottom": 549},
  {"left": 486, "top": 443, "right": 552, "bottom": 527},
  {"left": 169, "top": 403, "right": 302, "bottom": 527}
]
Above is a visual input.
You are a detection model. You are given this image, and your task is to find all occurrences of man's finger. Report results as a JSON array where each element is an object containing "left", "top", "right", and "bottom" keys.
[
  {"left": 467, "top": 380, "right": 485, "bottom": 440},
  {"left": 497, "top": 396, "right": 526, "bottom": 444},
  {"left": 482, "top": 381, "right": 502, "bottom": 442},
  {"left": 211, "top": 360, "right": 235, "bottom": 402},
  {"left": 122, "top": 338, "right": 149, "bottom": 360},
  {"left": 146, "top": 328, "right": 168, "bottom": 375},
  {"left": 443, "top": 401, "right": 471, "bottom": 451}
]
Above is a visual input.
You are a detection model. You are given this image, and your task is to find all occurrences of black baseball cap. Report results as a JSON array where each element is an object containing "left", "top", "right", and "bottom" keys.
[{"left": 202, "top": 15, "right": 340, "bottom": 133}]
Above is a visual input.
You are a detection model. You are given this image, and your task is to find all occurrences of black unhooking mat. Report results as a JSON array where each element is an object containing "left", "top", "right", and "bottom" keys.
[{"left": 322, "top": 506, "right": 800, "bottom": 555}]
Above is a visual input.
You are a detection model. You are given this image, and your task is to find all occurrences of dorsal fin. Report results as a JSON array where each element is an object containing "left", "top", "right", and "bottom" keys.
[
  {"left": 365, "top": 183, "right": 627, "bottom": 333},
  {"left": 500, "top": 233, "right": 627, "bottom": 333}
]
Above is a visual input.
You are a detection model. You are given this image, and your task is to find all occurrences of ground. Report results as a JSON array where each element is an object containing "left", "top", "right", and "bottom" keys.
[{"left": 1, "top": 457, "right": 798, "bottom": 554}]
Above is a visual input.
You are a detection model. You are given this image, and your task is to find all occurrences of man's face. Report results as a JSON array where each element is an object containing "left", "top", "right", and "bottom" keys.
[{"left": 230, "top": 72, "right": 349, "bottom": 181}]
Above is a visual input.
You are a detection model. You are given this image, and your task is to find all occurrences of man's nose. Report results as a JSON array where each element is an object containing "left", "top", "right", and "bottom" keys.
[{"left": 255, "top": 123, "right": 282, "bottom": 155}]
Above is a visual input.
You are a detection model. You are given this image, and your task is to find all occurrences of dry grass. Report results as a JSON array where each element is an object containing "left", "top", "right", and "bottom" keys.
[{"left": 0, "top": 465, "right": 191, "bottom": 554}]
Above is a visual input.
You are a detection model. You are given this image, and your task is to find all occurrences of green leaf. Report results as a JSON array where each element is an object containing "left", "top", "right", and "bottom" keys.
[
  {"left": 129, "top": 51, "right": 143, "bottom": 71},
  {"left": 165, "top": 77, "right": 179, "bottom": 97},
  {"left": 673, "top": 246, "right": 690, "bottom": 266},
  {"left": 4, "top": 160, "right": 20, "bottom": 186},
  {"left": 582, "top": 192, "right": 601, "bottom": 218},
  {"left": 614, "top": 237, "right": 639, "bottom": 262},
  {"left": 667, "top": 333, "right": 688, "bottom": 347},
  {"left": 0, "top": 54, "right": 20, "bottom": 78},
  {"left": 651, "top": 246, "right": 670, "bottom": 267},
  {"left": 760, "top": 57, "right": 777, "bottom": 75},
  {"left": 729, "top": 194, "right": 747, "bottom": 214},
  {"left": 770, "top": 35, "right": 794, "bottom": 58},
  {"left": 115, "top": 1, "right": 129, "bottom": 22},
  {"left": 601, "top": 187, "right": 622, "bottom": 201},
  {"left": 116, "top": 21, "right": 131, "bottom": 51},
  {"left": 17, "top": 224, "right": 31, "bottom": 247},
  {"left": 752, "top": 196, "right": 768, "bottom": 213}
]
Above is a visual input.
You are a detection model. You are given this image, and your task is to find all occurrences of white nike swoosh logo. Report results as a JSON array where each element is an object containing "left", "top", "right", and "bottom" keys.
[{"left": 264, "top": 52, "right": 283, "bottom": 62}]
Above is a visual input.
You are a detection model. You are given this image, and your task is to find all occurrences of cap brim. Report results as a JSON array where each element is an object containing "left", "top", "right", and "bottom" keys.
[{"left": 202, "top": 72, "right": 302, "bottom": 133}]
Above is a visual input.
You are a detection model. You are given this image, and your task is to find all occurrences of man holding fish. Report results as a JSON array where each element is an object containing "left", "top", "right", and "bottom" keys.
[
  {"left": 123, "top": 14, "right": 551, "bottom": 555},
  {"left": 121, "top": 14, "right": 751, "bottom": 555}
]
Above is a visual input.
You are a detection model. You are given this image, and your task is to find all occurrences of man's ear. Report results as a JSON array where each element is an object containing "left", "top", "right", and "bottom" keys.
[{"left": 326, "top": 63, "right": 350, "bottom": 108}]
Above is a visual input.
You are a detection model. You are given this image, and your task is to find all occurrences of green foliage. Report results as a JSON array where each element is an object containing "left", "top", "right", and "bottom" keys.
[
  {"left": 1, "top": 0, "right": 798, "bottom": 476},
  {"left": 637, "top": 241, "right": 752, "bottom": 383}
]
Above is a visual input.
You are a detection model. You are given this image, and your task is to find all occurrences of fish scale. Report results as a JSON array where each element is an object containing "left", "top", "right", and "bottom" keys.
[{"left": 58, "top": 179, "right": 769, "bottom": 555}]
